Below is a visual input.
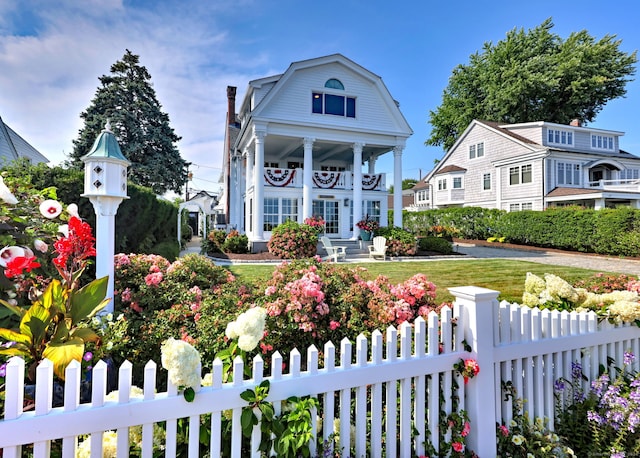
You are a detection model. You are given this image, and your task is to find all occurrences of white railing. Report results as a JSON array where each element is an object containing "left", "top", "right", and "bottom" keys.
[
  {"left": 263, "top": 168, "right": 386, "bottom": 191},
  {"left": 2, "top": 287, "right": 639, "bottom": 457},
  {"left": 588, "top": 178, "right": 640, "bottom": 191}
]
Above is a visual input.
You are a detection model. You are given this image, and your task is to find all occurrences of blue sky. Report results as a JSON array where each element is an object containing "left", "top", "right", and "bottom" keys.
[{"left": 1, "top": 0, "right": 639, "bottom": 195}]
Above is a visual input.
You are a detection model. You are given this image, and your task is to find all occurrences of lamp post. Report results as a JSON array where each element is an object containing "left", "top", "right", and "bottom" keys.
[{"left": 81, "top": 120, "right": 130, "bottom": 314}]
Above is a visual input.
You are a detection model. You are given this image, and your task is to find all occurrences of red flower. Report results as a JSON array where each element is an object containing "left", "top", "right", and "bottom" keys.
[
  {"left": 3, "top": 256, "right": 41, "bottom": 278},
  {"left": 452, "top": 442, "right": 464, "bottom": 452},
  {"left": 53, "top": 216, "right": 96, "bottom": 277}
]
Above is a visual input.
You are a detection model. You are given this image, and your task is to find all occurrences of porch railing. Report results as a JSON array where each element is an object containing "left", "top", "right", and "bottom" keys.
[
  {"left": 263, "top": 168, "right": 386, "bottom": 191},
  {"left": 588, "top": 178, "right": 640, "bottom": 191}
]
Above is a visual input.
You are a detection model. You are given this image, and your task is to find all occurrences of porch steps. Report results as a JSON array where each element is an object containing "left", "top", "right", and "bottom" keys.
[{"left": 317, "top": 238, "right": 372, "bottom": 260}]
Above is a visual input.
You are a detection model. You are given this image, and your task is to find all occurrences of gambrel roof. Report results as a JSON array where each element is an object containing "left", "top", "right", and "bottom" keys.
[{"left": 0, "top": 115, "right": 49, "bottom": 165}]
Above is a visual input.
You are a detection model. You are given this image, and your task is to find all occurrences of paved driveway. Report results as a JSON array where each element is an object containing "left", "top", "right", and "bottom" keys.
[{"left": 455, "top": 242, "right": 640, "bottom": 276}]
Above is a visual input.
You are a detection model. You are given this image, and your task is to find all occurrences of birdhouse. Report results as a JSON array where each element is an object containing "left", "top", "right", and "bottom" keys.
[{"left": 81, "top": 120, "right": 130, "bottom": 199}]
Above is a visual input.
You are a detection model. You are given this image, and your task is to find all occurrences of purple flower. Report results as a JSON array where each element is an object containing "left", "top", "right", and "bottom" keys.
[
  {"left": 0, "top": 362, "right": 6, "bottom": 377},
  {"left": 554, "top": 379, "right": 565, "bottom": 392},
  {"left": 83, "top": 352, "right": 93, "bottom": 362},
  {"left": 623, "top": 351, "right": 635, "bottom": 366},
  {"left": 571, "top": 361, "right": 582, "bottom": 380}
]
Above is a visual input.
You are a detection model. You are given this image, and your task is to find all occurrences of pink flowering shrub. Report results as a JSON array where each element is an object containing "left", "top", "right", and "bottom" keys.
[
  {"left": 253, "top": 258, "right": 443, "bottom": 362},
  {"left": 268, "top": 220, "right": 319, "bottom": 259}
]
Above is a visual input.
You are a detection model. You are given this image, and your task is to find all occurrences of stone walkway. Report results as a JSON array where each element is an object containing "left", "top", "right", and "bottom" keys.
[{"left": 180, "top": 237, "right": 640, "bottom": 276}]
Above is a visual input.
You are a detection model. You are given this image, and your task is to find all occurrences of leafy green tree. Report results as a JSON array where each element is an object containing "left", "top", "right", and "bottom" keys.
[
  {"left": 427, "top": 18, "right": 637, "bottom": 151},
  {"left": 388, "top": 178, "right": 419, "bottom": 194},
  {"left": 70, "top": 50, "right": 189, "bottom": 194}
]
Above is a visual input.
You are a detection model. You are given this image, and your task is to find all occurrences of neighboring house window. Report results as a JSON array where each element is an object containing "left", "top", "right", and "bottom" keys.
[
  {"left": 509, "top": 203, "right": 520, "bottom": 212},
  {"left": 281, "top": 198, "right": 298, "bottom": 223},
  {"left": 557, "top": 162, "right": 581, "bottom": 185},
  {"left": 469, "top": 142, "right": 484, "bottom": 159},
  {"left": 483, "top": 173, "right": 491, "bottom": 190},
  {"left": 264, "top": 197, "right": 279, "bottom": 231},
  {"left": 312, "top": 92, "right": 356, "bottom": 118},
  {"left": 438, "top": 178, "right": 447, "bottom": 190},
  {"left": 509, "top": 164, "right": 532, "bottom": 185},
  {"left": 547, "top": 129, "right": 574, "bottom": 146},
  {"left": 522, "top": 202, "right": 533, "bottom": 210},
  {"left": 621, "top": 169, "right": 640, "bottom": 180},
  {"left": 453, "top": 177, "right": 463, "bottom": 189},
  {"left": 416, "top": 190, "right": 429, "bottom": 202},
  {"left": 591, "top": 134, "right": 614, "bottom": 151}
]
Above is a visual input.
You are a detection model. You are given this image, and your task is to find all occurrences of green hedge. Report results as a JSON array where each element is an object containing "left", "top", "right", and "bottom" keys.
[{"left": 400, "top": 206, "right": 640, "bottom": 257}]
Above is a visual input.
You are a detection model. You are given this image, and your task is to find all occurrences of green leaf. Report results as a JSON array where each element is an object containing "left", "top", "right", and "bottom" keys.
[
  {"left": 0, "top": 328, "right": 32, "bottom": 346},
  {"left": 0, "top": 343, "right": 30, "bottom": 357},
  {"left": 0, "top": 298, "right": 27, "bottom": 319},
  {"left": 240, "top": 408, "right": 256, "bottom": 437},
  {"left": 42, "top": 337, "right": 84, "bottom": 379},
  {"left": 183, "top": 387, "right": 195, "bottom": 402},
  {"left": 69, "top": 327, "right": 101, "bottom": 343},
  {"left": 240, "top": 389, "right": 256, "bottom": 402},
  {"left": 69, "top": 276, "right": 109, "bottom": 324},
  {"left": 20, "top": 303, "right": 51, "bottom": 343}
]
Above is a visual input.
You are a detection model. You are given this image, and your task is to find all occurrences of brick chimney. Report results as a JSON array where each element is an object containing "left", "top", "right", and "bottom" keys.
[
  {"left": 227, "top": 86, "right": 237, "bottom": 126},
  {"left": 570, "top": 119, "right": 581, "bottom": 127}
]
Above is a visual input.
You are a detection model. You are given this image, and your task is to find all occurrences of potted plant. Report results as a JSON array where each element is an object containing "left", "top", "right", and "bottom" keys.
[{"left": 356, "top": 216, "right": 379, "bottom": 241}]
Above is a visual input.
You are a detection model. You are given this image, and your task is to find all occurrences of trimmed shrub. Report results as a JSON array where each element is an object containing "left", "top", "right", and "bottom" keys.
[
  {"left": 221, "top": 230, "right": 249, "bottom": 253},
  {"left": 418, "top": 236, "right": 454, "bottom": 254},
  {"left": 268, "top": 219, "right": 319, "bottom": 259}
]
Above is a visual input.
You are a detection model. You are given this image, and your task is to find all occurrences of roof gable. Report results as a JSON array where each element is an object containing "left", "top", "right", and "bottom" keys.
[
  {"left": 247, "top": 54, "right": 412, "bottom": 136},
  {"left": 0, "top": 116, "right": 49, "bottom": 165}
]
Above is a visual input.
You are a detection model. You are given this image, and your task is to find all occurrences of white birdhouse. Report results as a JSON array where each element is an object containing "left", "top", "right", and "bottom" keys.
[{"left": 81, "top": 120, "right": 130, "bottom": 199}]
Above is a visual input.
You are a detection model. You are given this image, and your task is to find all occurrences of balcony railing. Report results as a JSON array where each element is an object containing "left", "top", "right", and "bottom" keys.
[
  {"left": 263, "top": 168, "right": 386, "bottom": 191},
  {"left": 588, "top": 179, "right": 640, "bottom": 191}
]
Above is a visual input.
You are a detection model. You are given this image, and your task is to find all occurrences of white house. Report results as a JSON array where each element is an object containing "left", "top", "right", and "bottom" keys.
[
  {"left": 417, "top": 119, "right": 640, "bottom": 211},
  {"left": 219, "top": 54, "right": 413, "bottom": 251}
]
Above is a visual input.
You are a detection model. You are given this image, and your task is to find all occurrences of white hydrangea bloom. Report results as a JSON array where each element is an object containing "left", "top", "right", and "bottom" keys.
[
  {"left": 225, "top": 307, "right": 267, "bottom": 352},
  {"left": 608, "top": 301, "right": 640, "bottom": 323},
  {"left": 161, "top": 338, "right": 201, "bottom": 389},
  {"left": 522, "top": 292, "right": 541, "bottom": 307},
  {"left": 599, "top": 290, "right": 639, "bottom": 304},
  {"left": 524, "top": 272, "right": 546, "bottom": 295},
  {"left": 76, "top": 430, "right": 118, "bottom": 457},
  {"left": 544, "top": 274, "right": 579, "bottom": 303}
]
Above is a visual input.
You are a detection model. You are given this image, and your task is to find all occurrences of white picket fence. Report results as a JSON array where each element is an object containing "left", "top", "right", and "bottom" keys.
[{"left": 1, "top": 286, "right": 639, "bottom": 457}]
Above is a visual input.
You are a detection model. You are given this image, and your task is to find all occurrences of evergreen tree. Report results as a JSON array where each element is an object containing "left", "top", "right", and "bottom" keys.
[
  {"left": 70, "top": 50, "right": 189, "bottom": 195},
  {"left": 426, "top": 18, "right": 637, "bottom": 151}
]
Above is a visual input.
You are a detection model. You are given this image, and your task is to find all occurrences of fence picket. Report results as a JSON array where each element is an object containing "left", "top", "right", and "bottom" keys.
[
  {"left": 370, "top": 330, "right": 383, "bottom": 458},
  {"left": 339, "top": 338, "right": 352, "bottom": 457},
  {"left": 385, "top": 326, "right": 398, "bottom": 458}
]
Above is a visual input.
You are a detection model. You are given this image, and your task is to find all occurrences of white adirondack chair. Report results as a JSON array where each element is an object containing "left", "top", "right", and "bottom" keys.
[
  {"left": 368, "top": 236, "right": 387, "bottom": 260},
  {"left": 320, "top": 236, "right": 347, "bottom": 262}
]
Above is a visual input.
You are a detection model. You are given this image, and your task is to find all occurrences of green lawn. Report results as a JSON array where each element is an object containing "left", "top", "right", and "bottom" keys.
[{"left": 228, "top": 259, "right": 614, "bottom": 304}]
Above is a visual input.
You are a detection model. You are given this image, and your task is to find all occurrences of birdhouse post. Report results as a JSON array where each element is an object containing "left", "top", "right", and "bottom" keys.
[{"left": 81, "top": 121, "right": 130, "bottom": 314}]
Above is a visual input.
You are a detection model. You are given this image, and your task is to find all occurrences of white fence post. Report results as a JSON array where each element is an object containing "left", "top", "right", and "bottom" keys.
[{"left": 450, "top": 286, "right": 499, "bottom": 457}]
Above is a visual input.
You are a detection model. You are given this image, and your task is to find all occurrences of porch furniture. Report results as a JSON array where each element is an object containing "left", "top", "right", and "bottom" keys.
[
  {"left": 320, "top": 236, "right": 347, "bottom": 262},
  {"left": 368, "top": 236, "right": 387, "bottom": 260}
]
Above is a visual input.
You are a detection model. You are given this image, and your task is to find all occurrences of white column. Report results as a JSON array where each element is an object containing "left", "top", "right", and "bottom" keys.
[
  {"left": 244, "top": 148, "right": 254, "bottom": 235},
  {"left": 303, "top": 137, "right": 315, "bottom": 220},
  {"left": 89, "top": 196, "right": 124, "bottom": 314},
  {"left": 253, "top": 131, "right": 266, "bottom": 240},
  {"left": 352, "top": 142, "right": 364, "bottom": 238},
  {"left": 368, "top": 155, "right": 376, "bottom": 174},
  {"left": 393, "top": 146, "right": 403, "bottom": 228},
  {"left": 594, "top": 197, "right": 606, "bottom": 210}
]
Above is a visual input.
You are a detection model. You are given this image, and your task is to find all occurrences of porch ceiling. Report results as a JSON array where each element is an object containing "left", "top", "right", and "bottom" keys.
[{"left": 263, "top": 134, "right": 391, "bottom": 163}]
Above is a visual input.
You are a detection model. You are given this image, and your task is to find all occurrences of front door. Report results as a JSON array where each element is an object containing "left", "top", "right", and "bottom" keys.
[{"left": 312, "top": 200, "right": 339, "bottom": 235}]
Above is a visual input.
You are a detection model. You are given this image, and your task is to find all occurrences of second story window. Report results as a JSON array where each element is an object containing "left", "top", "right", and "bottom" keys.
[
  {"left": 547, "top": 129, "right": 574, "bottom": 146},
  {"left": 509, "top": 164, "right": 532, "bottom": 185},
  {"left": 312, "top": 79, "right": 355, "bottom": 118},
  {"left": 591, "top": 134, "right": 614, "bottom": 151},
  {"left": 557, "top": 162, "right": 581, "bottom": 185},
  {"left": 469, "top": 142, "right": 484, "bottom": 159}
]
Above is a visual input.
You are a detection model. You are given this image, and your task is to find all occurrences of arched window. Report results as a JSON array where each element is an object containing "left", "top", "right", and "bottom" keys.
[{"left": 324, "top": 78, "right": 344, "bottom": 90}]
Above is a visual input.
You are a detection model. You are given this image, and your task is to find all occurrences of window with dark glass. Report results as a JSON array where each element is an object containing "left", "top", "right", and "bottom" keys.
[{"left": 311, "top": 92, "right": 356, "bottom": 118}]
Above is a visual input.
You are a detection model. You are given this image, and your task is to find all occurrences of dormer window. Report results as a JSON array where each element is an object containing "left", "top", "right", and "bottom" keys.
[
  {"left": 324, "top": 78, "right": 344, "bottom": 90},
  {"left": 547, "top": 128, "right": 573, "bottom": 146},
  {"left": 312, "top": 91, "right": 356, "bottom": 118},
  {"left": 591, "top": 134, "right": 614, "bottom": 151}
]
